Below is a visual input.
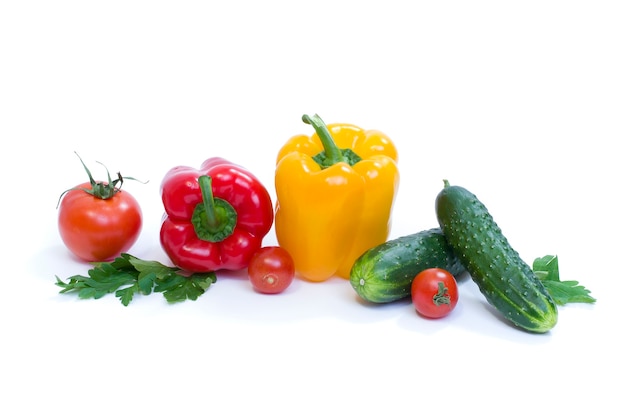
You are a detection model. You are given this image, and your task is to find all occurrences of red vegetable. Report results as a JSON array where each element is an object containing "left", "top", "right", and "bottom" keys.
[
  {"left": 248, "top": 246, "right": 295, "bottom": 294},
  {"left": 57, "top": 154, "right": 143, "bottom": 262},
  {"left": 411, "top": 268, "right": 459, "bottom": 318},
  {"left": 160, "top": 157, "right": 274, "bottom": 272}
]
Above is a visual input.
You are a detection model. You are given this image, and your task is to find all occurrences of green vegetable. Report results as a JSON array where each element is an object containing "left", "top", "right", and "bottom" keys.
[
  {"left": 56, "top": 253, "right": 217, "bottom": 306},
  {"left": 350, "top": 228, "right": 466, "bottom": 303},
  {"left": 533, "top": 255, "right": 596, "bottom": 305},
  {"left": 435, "top": 180, "right": 558, "bottom": 333}
]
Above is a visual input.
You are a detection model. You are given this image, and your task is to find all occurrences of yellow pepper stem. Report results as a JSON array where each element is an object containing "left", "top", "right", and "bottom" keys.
[{"left": 302, "top": 113, "right": 361, "bottom": 169}]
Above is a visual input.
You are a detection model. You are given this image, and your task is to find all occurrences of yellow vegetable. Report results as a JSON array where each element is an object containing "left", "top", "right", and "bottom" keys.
[{"left": 274, "top": 114, "right": 399, "bottom": 282}]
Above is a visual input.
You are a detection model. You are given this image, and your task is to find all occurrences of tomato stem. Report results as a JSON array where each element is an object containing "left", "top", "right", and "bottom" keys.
[
  {"left": 56, "top": 152, "right": 148, "bottom": 208},
  {"left": 433, "top": 282, "right": 451, "bottom": 306}
]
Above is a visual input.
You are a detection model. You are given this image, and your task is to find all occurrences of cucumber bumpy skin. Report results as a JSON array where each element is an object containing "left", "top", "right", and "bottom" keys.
[
  {"left": 350, "top": 228, "right": 466, "bottom": 304},
  {"left": 435, "top": 180, "right": 558, "bottom": 333}
]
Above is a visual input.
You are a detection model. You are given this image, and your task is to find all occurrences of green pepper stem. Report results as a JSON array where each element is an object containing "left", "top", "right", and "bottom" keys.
[
  {"left": 302, "top": 114, "right": 344, "bottom": 165},
  {"left": 192, "top": 175, "right": 237, "bottom": 242},
  {"left": 198, "top": 175, "right": 218, "bottom": 230}
]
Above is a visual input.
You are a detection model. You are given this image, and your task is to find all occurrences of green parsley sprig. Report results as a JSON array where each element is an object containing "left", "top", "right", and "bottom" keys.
[
  {"left": 56, "top": 253, "right": 217, "bottom": 306},
  {"left": 533, "top": 255, "right": 596, "bottom": 305}
]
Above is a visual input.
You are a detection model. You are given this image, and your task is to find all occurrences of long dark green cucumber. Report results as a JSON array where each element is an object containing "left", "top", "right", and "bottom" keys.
[
  {"left": 435, "top": 180, "right": 558, "bottom": 333},
  {"left": 350, "top": 228, "right": 465, "bottom": 303}
]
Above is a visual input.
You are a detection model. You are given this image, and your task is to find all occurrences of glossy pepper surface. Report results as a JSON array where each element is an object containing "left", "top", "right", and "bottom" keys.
[
  {"left": 160, "top": 157, "right": 274, "bottom": 272},
  {"left": 274, "top": 114, "right": 399, "bottom": 282}
]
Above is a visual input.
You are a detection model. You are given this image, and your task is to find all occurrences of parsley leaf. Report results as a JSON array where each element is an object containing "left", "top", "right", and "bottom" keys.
[
  {"left": 533, "top": 255, "right": 596, "bottom": 305},
  {"left": 56, "top": 253, "right": 217, "bottom": 306}
]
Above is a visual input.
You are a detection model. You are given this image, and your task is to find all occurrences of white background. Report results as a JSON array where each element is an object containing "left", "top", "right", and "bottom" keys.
[{"left": 1, "top": 1, "right": 624, "bottom": 416}]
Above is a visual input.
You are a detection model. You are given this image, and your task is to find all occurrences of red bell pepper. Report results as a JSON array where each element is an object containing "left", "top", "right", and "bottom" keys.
[{"left": 160, "top": 157, "right": 274, "bottom": 272}]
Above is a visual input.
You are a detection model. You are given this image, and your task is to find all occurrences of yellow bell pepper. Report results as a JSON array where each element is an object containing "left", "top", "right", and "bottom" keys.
[{"left": 274, "top": 114, "right": 400, "bottom": 282}]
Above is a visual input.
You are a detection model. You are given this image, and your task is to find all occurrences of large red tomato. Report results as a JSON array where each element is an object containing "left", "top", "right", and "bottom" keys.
[
  {"left": 58, "top": 181, "right": 143, "bottom": 262},
  {"left": 57, "top": 154, "right": 144, "bottom": 262}
]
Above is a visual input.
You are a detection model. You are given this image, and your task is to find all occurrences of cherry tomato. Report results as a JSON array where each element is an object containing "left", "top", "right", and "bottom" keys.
[
  {"left": 411, "top": 268, "right": 459, "bottom": 318},
  {"left": 247, "top": 246, "right": 295, "bottom": 294}
]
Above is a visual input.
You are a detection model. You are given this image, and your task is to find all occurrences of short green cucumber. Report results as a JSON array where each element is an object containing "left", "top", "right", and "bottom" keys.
[
  {"left": 350, "top": 228, "right": 466, "bottom": 303},
  {"left": 435, "top": 180, "right": 558, "bottom": 333}
]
